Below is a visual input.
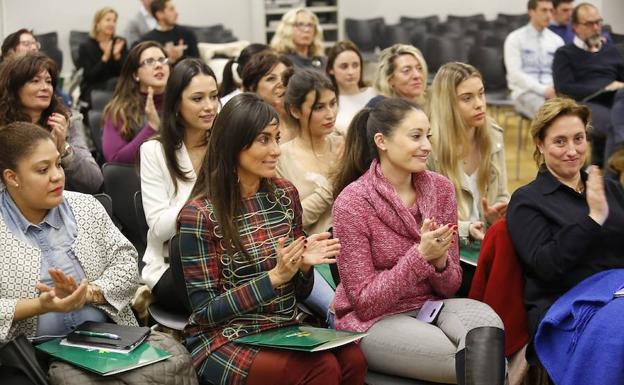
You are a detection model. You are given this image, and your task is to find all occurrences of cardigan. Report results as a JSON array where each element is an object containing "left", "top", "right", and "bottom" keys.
[
  {"left": 140, "top": 139, "right": 197, "bottom": 289},
  {"left": 0, "top": 191, "right": 139, "bottom": 341},
  {"left": 102, "top": 92, "right": 164, "bottom": 165},
  {"left": 178, "top": 178, "right": 313, "bottom": 385},
  {"left": 333, "top": 160, "right": 462, "bottom": 333},
  {"left": 428, "top": 123, "right": 509, "bottom": 240},
  {"left": 63, "top": 114, "right": 103, "bottom": 194}
]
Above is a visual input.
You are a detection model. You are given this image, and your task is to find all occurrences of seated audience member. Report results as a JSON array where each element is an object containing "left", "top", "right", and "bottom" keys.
[
  {"left": 140, "top": 59, "right": 218, "bottom": 313},
  {"left": 1, "top": 29, "right": 72, "bottom": 107},
  {"left": 506, "top": 97, "right": 624, "bottom": 380},
  {"left": 504, "top": 0, "right": 564, "bottom": 118},
  {"left": 0, "top": 53, "right": 103, "bottom": 193},
  {"left": 102, "top": 41, "right": 170, "bottom": 164},
  {"left": 552, "top": 2, "right": 624, "bottom": 164},
  {"left": 326, "top": 41, "right": 376, "bottom": 135},
  {"left": 241, "top": 51, "right": 296, "bottom": 142},
  {"left": 549, "top": 0, "right": 575, "bottom": 43},
  {"left": 0, "top": 28, "right": 39, "bottom": 62},
  {"left": 270, "top": 8, "right": 326, "bottom": 70},
  {"left": 139, "top": 0, "right": 199, "bottom": 64},
  {"left": 178, "top": 93, "right": 367, "bottom": 385},
  {"left": 278, "top": 69, "right": 342, "bottom": 322},
  {"left": 428, "top": 62, "right": 509, "bottom": 247},
  {"left": 0, "top": 122, "right": 139, "bottom": 382},
  {"left": 125, "top": 0, "right": 158, "bottom": 46},
  {"left": 77, "top": 7, "right": 127, "bottom": 112},
  {"left": 332, "top": 98, "right": 505, "bottom": 384},
  {"left": 367, "top": 44, "right": 428, "bottom": 107},
  {"left": 219, "top": 43, "right": 269, "bottom": 105}
]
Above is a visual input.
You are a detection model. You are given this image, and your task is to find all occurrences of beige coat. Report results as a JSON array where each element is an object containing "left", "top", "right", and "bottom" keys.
[{"left": 429, "top": 124, "right": 509, "bottom": 240}]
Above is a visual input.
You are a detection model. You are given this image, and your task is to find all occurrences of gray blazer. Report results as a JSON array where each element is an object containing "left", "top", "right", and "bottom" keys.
[
  {"left": 125, "top": 11, "right": 154, "bottom": 46},
  {"left": 0, "top": 191, "right": 139, "bottom": 341}
]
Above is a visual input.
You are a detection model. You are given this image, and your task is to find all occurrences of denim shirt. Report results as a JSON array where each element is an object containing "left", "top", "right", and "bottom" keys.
[{"left": 0, "top": 190, "right": 107, "bottom": 337}]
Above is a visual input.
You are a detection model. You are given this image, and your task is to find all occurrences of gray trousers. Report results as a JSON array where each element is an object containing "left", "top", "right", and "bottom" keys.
[
  {"left": 514, "top": 91, "right": 546, "bottom": 118},
  {"left": 360, "top": 298, "right": 503, "bottom": 384}
]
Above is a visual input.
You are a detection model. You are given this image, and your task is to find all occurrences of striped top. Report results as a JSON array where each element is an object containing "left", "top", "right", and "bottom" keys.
[{"left": 177, "top": 178, "right": 312, "bottom": 385}]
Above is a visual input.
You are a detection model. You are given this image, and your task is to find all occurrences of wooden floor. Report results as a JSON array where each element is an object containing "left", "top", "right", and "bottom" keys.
[{"left": 492, "top": 107, "right": 539, "bottom": 193}]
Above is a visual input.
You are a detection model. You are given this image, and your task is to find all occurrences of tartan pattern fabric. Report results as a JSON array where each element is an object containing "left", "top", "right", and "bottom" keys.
[{"left": 178, "top": 178, "right": 312, "bottom": 385}]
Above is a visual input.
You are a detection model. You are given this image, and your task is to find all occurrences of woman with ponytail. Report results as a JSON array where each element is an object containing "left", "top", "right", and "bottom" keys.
[
  {"left": 332, "top": 98, "right": 505, "bottom": 384},
  {"left": 219, "top": 43, "right": 269, "bottom": 105}
]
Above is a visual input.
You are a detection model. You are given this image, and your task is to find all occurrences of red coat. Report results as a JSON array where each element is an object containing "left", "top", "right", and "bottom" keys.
[{"left": 469, "top": 219, "right": 529, "bottom": 356}]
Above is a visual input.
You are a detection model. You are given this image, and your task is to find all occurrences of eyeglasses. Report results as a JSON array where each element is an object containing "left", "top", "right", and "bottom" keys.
[
  {"left": 293, "top": 22, "right": 315, "bottom": 31},
  {"left": 19, "top": 40, "right": 41, "bottom": 49},
  {"left": 578, "top": 18, "right": 603, "bottom": 27},
  {"left": 139, "top": 57, "right": 169, "bottom": 67}
]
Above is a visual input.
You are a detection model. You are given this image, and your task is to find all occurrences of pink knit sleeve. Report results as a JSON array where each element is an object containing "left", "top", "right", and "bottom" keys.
[
  {"left": 426, "top": 176, "right": 462, "bottom": 297},
  {"left": 333, "top": 191, "right": 433, "bottom": 322}
]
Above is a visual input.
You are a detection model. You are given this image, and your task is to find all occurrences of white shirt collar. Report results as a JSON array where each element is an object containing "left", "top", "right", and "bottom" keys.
[{"left": 573, "top": 35, "right": 589, "bottom": 50}]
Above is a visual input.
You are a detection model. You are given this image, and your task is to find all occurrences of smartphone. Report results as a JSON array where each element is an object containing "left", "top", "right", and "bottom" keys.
[{"left": 415, "top": 300, "right": 445, "bottom": 324}]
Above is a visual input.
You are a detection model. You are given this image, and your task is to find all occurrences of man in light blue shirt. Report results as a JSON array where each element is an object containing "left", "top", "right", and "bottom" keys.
[{"left": 504, "top": 0, "right": 564, "bottom": 118}]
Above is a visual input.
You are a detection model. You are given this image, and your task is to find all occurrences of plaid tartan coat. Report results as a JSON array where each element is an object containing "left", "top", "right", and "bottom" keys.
[{"left": 177, "top": 178, "right": 313, "bottom": 385}]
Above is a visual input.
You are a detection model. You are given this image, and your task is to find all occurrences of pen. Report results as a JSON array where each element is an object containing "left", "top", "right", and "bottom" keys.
[{"left": 74, "top": 331, "right": 121, "bottom": 340}]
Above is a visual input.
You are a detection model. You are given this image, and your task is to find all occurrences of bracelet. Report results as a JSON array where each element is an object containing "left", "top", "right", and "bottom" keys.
[{"left": 87, "top": 284, "right": 106, "bottom": 305}]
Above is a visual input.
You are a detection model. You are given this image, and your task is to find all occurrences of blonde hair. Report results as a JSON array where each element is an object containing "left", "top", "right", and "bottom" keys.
[
  {"left": 373, "top": 44, "right": 428, "bottom": 105},
  {"left": 429, "top": 62, "right": 494, "bottom": 220},
  {"left": 90, "top": 7, "right": 118, "bottom": 39},
  {"left": 270, "top": 8, "right": 325, "bottom": 58},
  {"left": 530, "top": 97, "right": 591, "bottom": 166}
]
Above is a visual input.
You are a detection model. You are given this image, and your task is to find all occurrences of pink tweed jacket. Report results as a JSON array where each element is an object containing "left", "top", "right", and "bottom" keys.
[{"left": 333, "top": 160, "right": 462, "bottom": 332}]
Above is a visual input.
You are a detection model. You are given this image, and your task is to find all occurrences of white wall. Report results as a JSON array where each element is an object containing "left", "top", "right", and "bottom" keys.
[
  {"left": 0, "top": 0, "right": 255, "bottom": 74},
  {"left": 0, "top": 0, "right": 618, "bottom": 76}
]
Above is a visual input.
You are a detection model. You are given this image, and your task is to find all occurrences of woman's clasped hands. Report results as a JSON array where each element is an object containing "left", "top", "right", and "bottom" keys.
[{"left": 418, "top": 218, "right": 457, "bottom": 271}]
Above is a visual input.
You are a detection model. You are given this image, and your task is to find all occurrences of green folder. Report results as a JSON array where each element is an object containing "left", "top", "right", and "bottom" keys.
[
  {"left": 460, "top": 241, "right": 481, "bottom": 266},
  {"left": 36, "top": 338, "right": 171, "bottom": 376},
  {"left": 315, "top": 264, "right": 336, "bottom": 290},
  {"left": 234, "top": 325, "right": 366, "bottom": 352}
]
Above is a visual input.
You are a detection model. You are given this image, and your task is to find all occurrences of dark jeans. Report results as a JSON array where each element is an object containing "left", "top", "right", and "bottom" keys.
[{"left": 586, "top": 88, "right": 624, "bottom": 167}]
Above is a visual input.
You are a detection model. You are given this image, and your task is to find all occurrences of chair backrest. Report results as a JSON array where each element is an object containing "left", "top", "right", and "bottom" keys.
[
  {"left": 344, "top": 17, "right": 385, "bottom": 52},
  {"left": 92, "top": 193, "right": 113, "bottom": 220},
  {"left": 468, "top": 45, "right": 507, "bottom": 92},
  {"left": 34, "top": 32, "right": 58, "bottom": 50},
  {"left": 134, "top": 190, "right": 149, "bottom": 247},
  {"left": 69, "top": 30, "right": 89, "bottom": 68},
  {"left": 399, "top": 15, "right": 440, "bottom": 32},
  {"left": 87, "top": 109, "right": 103, "bottom": 162},
  {"left": 380, "top": 24, "right": 413, "bottom": 49},
  {"left": 90, "top": 89, "right": 113, "bottom": 111},
  {"left": 101, "top": 163, "right": 144, "bottom": 251},
  {"left": 424, "top": 35, "right": 465, "bottom": 73},
  {"left": 168, "top": 234, "right": 192, "bottom": 313}
]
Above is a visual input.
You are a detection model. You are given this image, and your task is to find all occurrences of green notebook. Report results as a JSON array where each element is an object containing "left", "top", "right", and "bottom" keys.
[
  {"left": 36, "top": 338, "right": 171, "bottom": 376},
  {"left": 315, "top": 264, "right": 336, "bottom": 290},
  {"left": 234, "top": 325, "right": 366, "bottom": 352}
]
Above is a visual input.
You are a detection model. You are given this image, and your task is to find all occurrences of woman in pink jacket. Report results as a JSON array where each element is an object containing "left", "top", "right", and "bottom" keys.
[{"left": 332, "top": 98, "right": 505, "bottom": 385}]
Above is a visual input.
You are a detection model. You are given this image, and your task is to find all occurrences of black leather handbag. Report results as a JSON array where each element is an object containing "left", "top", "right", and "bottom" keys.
[{"left": 0, "top": 335, "right": 49, "bottom": 385}]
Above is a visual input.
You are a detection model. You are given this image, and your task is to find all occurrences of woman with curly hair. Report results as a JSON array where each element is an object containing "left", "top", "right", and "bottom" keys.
[
  {"left": 270, "top": 8, "right": 326, "bottom": 70},
  {"left": 0, "top": 52, "right": 102, "bottom": 193}
]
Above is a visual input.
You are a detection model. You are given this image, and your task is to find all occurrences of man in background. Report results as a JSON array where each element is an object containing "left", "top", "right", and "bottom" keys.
[
  {"left": 504, "top": 0, "right": 564, "bottom": 118},
  {"left": 549, "top": 0, "right": 574, "bottom": 43},
  {"left": 125, "top": 0, "right": 157, "bottom": 46},
  {"left": 138, "top": 0, "right": 199, "bottom": 64}
]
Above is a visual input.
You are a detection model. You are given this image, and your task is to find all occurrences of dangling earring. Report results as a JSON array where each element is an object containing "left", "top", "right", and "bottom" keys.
[{"left": 14, "top": 183, "right": 19, "bottom": 188}]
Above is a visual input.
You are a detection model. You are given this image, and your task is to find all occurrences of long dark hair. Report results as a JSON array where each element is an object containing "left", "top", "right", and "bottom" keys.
[
  {"left": 282, "top": 67, "right": 335, "bottom": 131},
  {"left": 0, "top": 52, "right": 69, "bottom": 126},
  {"left": 191, "top": 93, "right": 279, "bottom": 258},
  {"left": 333, "top": 98, "right": 421, "bottom": 199},
  {"left": 158, "top": 58, "right": 217, "bottom": 194},
  {"left": 103, "top": 41, "right": 166, "bottom": 138},
  {"left": 219, "top": 43, "right": 269, "bottom": 97},
  {"left": 326, "top": 40, "right": 367, "bottom": 97}
]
